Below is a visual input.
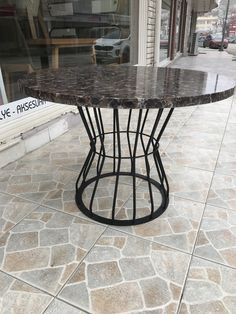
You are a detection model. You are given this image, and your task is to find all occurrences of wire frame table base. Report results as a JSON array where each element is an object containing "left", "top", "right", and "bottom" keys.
[{"left": 75, "top": 106, "right": 174, "bottom": 226}]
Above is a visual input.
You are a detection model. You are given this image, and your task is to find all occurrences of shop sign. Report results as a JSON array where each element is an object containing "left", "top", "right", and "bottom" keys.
[{"left": 0, "top": 97, "right": 51, "bottom": 124}]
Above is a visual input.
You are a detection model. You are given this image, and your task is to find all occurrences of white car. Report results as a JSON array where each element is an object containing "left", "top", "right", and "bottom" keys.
[{"left": 94, "top": 27, "right": 130, "bottom": 63}]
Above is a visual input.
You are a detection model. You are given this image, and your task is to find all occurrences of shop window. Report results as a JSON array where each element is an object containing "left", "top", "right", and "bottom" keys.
[
  {"left": 175, "top": 0, "right": 182, "bottom": 53},
  {"left": 0, "top": 0, "right": 131, "bottom": 105},
  {"left": 160, "top": 0, "right": 171, "bottom": 61},
  {"left": 178, "top": 0, "right": 187, "bottom": 53}
]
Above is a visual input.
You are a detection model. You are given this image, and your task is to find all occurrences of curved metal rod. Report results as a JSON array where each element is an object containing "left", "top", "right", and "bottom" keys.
[
  {"left": 140, "top": 109, "right": 155, "bottom": 216},
  {"left": 89, "top": 108, "right": 106, "bottom": 212},
  {"left": 131, "top": 109, "right": 143, "bottom": 221},
  {"left": 112, "top": 109, "right": 122, "bottom": 220},
  {"left": 145, "top": 109, "right": 163, "bottom": 154}
]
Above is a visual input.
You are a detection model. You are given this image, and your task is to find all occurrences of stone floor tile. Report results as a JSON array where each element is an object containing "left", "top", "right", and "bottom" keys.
[
  {"left": 59, "top": 228, "right": 191, "bottom": 314},
  {"left": 0, "top": 271, "right": 52, "bottom": 314},
  {"left": 177, "top": 121, "right": 226, "bottom": 136},
  {"left": 163, "top": 144, "right": 218, "bottom": 171},
  {"left": 207, "top": 173, "right": 236, "bottom": 210},
  {"left": 179, "top": 257, "right": 236, "bottom": 314},
  {"left": 226, "top": 122, "right": 236, "bottom": 132},
  {"left": 0, "top": 163, "right": 81, "bottom": 214},
  {"left": 172, "top": 131, "right": 223, "bottom": 151},
  {"left": 138, "top": 162, "right": 213, "bottom": 204},
  {"left": 0, "top": 193, "right": 38, "bottom": 237},
  {"left": 194, "top": 205, "right": 236, "bottom": 268},
  {"left": 54, "top": 130, "right": 86, "bottom": 144},
  {"left": 188, "top": 110, "right": 229, "bottom": 123},
  {"left": 36, "top": 134, "right": 88, "bottom": 154},
  {"left": 81, "top": 178, "right": 133, "bottom": 221},
  {"left": 228, "top": 108, "right": 236, "bottom": 123},
  {"left": 215, "top": 149, "right": 236, "bottom": 177},
  {"left": 221, "top": 128, "right": 236, "bottom": 152},
  {"left": 0, "top": 132, "right": 88, "bottom": 175},
  {"left": 38, "top": 147, "right": 90, "bottom": 172},
  {"left": 156, "top": 162, "right": 213, "bottom": 203},
  {"left": 194, "top": 100, "right": 232, "bottom": 113},
  {"left": 20, "top": 137, "right": 89, "bottom": 172},
  {"left": 0, "top": 156, "right": 61, "bottom": 176},
  {"left": 116, "top": 194, "right": 205, "bottom": 253},
  {"left": 0, "top": 206, "right": 106, "bottom": 295},
  {"left": 45, "top": 299, "right": 86, "bottom": 313},
  {"left": 173, "top": 105, "right": 196, "bottom": 115}
]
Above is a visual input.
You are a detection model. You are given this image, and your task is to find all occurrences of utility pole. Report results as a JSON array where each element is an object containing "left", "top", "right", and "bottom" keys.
[{"left": 219, "top": 0, "right": 231, "bottom": 51}]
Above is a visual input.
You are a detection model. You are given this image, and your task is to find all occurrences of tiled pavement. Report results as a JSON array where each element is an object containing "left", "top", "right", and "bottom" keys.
[{"left": 0, "top": 52, "right": 236, "bottom": 313}]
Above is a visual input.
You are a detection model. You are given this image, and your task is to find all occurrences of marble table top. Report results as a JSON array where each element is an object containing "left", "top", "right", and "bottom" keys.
[{"left": 20, "top": 66, "right": 235, "bottom": 109}]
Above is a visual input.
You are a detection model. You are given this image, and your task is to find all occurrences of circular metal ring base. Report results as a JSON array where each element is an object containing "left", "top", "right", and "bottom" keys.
[{"left": 75, "top": 172, "right": 169, "bottom": 226}]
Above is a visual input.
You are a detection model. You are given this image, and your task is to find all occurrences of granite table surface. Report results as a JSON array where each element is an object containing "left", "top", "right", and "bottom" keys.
[{"left": 20, "top": 66, "right": 236, "bottom": 109}]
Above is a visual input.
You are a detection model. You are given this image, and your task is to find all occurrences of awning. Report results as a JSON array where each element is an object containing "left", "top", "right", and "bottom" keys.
[{"left": 192, "top": 0, "right": 218, "bottom": 13}]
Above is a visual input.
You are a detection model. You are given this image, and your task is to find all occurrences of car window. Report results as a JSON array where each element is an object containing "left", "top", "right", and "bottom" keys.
[
  {"left": 213, "top": 34, "right": 222, "bottom": 40},
  {"left": 102, "top": 28, "right": 121, "bottom": 39}
]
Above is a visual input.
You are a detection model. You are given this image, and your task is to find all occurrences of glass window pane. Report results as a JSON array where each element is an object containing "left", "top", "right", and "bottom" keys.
[
  {"left": 175, "top": 0, "right": 182, "bottom": 52},
  {"left": 160, "top": 0, "right": 171, "bottom": 61},
  {"left": 0, "top": 0, "right": 131, "bottom": 104}
]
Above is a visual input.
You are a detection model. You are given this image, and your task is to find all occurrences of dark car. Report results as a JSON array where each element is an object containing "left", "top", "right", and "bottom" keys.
[{"left": 203, "top": 34, "right": 228, "bottom": 49}]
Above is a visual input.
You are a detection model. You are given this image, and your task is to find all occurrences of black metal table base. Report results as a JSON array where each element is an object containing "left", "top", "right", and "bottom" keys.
[{"left": 75, "top": 107, "right": 174, "bottom": 226}]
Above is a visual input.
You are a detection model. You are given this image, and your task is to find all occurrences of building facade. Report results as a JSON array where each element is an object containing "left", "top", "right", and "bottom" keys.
[
  {"left": 0, "top": 0, "right": 217, "bottom": 166},
  {"left": 229, "top": 11, "right": 236, "bottom": 36},
  {"left": 196, "top": 13, "right": 218, "bottom": 33}
]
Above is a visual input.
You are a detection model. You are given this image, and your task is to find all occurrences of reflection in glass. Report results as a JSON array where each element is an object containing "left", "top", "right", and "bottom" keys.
[
  {"left": 0, "top": 0, "right": 130, "bottom": 103},
  {"left": 95, "top": 26, "right": 130, "bottom": 64},
  {"left": 160, "top": 0, "right": 171, "bottom": 62},
  {"left": 175, "top": 0, "right": 181, "bottom": 53}
]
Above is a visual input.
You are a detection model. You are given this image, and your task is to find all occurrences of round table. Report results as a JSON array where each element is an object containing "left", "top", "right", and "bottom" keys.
[{"left": 20, "top": 66, "right": 235, "bottom": 225}]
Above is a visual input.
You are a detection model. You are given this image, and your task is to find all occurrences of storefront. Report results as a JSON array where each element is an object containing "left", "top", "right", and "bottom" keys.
[
  {"left": 0, "top": 0, "right": 131, "bottom": 104},
  {"left": 0, "top": 0, "right": 217, "bottom": 167},
  {"left": 159, "top": 0, "right": 188, "bottom": 63}
]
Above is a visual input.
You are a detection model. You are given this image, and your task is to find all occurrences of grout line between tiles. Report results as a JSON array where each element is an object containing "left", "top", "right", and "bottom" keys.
[
  {"left": 42, "top": 297, "right": 92, "bottom": 314},
  {"left": 176, "top": 198, "right": 208, "bottom": 314},
  {"left": 107, "top": 225, "right": 192, "bottom": 257},
  {"left": 0, "top": 207, "right": 108, "bottom": 314},
  {"left": 205, "top": 94, "right": 235, "bottom": 209},
  {"left": 204, "top": 201, "right": 236, "bottom": 213},
  {"left": 161, "top": 106, "right": 200, "bottom": 153},
  {"left": 0, "top": 227, "right": 108, "bottom": 313},
  {"left": 214, "top": 168, "right": 236, "bottom": 179},
  {"left": 0, "top": 203, "right": 41, "bottom": 240},
  {"left": 0, "top": 269, "right": 55, "bottom": 298},
  {"left": 55, "top": 225, "right": 109, "bottom": 304},
  {"left": 0, "top": 190, "right": 108, "bottom": 229},
  {"left": 176, "top": 93, "right": 235, "bottom": 314},
  {"left": 176, "top": 248, "right": 193, "bottom": 314},
  {"left": 192, "top": 253, "right": 236, "bottom": 271}
]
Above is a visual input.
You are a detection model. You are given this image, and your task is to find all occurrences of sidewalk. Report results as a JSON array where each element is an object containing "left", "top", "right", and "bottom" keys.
[
  {"left": 170, "top": 47, "right": 236, "bottom": 80},
  {"left": 0, "top": 51, "right": 235, "bottom": 313},
  {"left": 227, "top": 43, "right": 236, "bottom": 58}
]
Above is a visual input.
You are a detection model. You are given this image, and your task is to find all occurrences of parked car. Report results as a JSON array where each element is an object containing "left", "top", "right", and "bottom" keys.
[
  {"left": 203, "top": 34, "right": 228, "bottom": 49},
  {"left": 94, "top": 26, "right": 130, "bottom": 64}
]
